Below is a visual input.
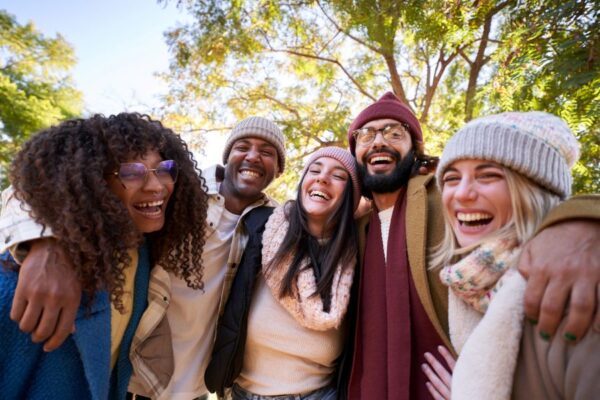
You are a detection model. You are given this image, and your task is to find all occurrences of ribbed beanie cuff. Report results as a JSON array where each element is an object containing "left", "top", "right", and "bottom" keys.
[
  {"left": 302, "top": 147, "right": 361, "bottom": 211},
  {"left": 347, "top": 92, "right": 423, "bottom": 155},
  {"left": 437, "top": 112, "right": 580, "bottom": 199},
  {"left": 222, "top": 116, "right": 286, "bottom": 172}
]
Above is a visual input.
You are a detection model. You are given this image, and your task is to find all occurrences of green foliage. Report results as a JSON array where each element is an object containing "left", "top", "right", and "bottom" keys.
[
  {"left": 160, "top": 0, "right": 599, "bottom": 195},
  {"left": 0, "top": 10, "right": 82, "bottom": 187}
]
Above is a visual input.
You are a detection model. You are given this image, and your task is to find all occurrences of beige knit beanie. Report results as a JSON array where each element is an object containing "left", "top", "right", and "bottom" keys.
[
  {"left": 437, "top": 111, "right": 580, "bottom": 199},
  {"left": 222, "top": 116, "right": 286, "bottom": 172}
]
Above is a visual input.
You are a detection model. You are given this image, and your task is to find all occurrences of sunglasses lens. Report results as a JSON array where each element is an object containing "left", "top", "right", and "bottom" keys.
[
  {"left": 156, "top": 160, "right": 178, "bottom": 184},
  {"left": 119, "top": 163, "right": 146, "bottom": 185}
]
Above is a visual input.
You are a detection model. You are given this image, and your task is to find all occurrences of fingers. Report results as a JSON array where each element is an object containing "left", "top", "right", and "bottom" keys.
[
  {"left": 521, "top": 262, "right": 548, "bottom": 324},
  {"left": 421, "top": 360, "right": 451, "bottom": 400},
  {"left": 560, "top": 280, "right": 596, "bottom": 343},
  {"left": 536, "top": 276, "right": 571, "bottom": 339},
  {"left": 436, "top": 346, "right": 456, "bottom": 370},
  {"left": 425, "top": 381, "right": 447, "bottom": 400},
  {"left": 31, "top": 306, "right": 60, "bottom": 343},
  {"left": 9, "top": 297, "right": 27, "bottom": 323},
  {"left": 43, "top": 306, "right": 79, "bottom": 352},
  {"left": 424, "top": 352, "right": 452, "bottom": 384},
  {"left": 10, "top": 237, "right": 81, "bottom": 350},
  {"left": 17, "top": 301, "right": 42, "bottom": 333}
]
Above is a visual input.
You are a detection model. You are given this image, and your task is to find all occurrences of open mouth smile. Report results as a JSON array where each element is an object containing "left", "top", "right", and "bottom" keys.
[
  {"left": 239, "top": 168, "right": 263, "bottom": 179},
  {"left": 457, "top": 211, "right": 493, "bottom": 227},
  {"left": 368, "top": 155, "right": 395, "bottom": 165},
  {"left": 309, "top": 190, "right": 330, "bottom": 201},
  {"left": 133, "top": 200, "right": 165, "bottom": 216}
]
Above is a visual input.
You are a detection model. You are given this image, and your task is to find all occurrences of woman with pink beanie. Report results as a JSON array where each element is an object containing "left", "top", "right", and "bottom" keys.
[{"left": 205, "top": 147, "right": 361, "bottom": 399}]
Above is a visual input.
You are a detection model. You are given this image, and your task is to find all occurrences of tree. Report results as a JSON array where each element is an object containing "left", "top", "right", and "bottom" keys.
[
  {"left": 0, "top": 10, "right": 82, "bottom": 186},
  {"left": 158, "top": 0, "right": 599, "bottom": 198}
]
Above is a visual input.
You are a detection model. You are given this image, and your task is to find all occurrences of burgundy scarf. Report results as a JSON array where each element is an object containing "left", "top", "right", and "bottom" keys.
[{"left": 348, "top": 189, "right": 445, "bottom": 399}]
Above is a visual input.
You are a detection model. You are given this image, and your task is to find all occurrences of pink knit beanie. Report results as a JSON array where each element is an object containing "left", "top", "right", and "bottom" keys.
[
  {"left": 347, "top": 92, "right": 423, "bottom": 155},
  {"left": 302, "top": 147, "right": 361, "bottom": 211}
]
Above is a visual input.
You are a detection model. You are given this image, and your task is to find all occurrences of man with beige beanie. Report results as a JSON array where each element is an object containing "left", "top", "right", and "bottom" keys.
[{"left": 0, "top": 115, "right": 286, "bottom": 399}]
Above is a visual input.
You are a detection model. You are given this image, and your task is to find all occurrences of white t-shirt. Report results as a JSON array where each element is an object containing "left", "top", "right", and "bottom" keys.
[
  {"left": 378, "top": 207, "right": 394, "bottom": 263},
  {"left": 163, "top": 207, "right": 240, "bottom": 399}
]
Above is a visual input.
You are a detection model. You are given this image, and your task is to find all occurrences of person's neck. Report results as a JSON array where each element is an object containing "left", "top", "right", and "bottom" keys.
[
  {"left": 371, "top": 187, "right": 403, "bottom": 212},
  {"left": 219, "top": 184, "right": 262, "bottom": 215},
  {"left": 307, "top": 217, "right": 329, "bottom": 238}
]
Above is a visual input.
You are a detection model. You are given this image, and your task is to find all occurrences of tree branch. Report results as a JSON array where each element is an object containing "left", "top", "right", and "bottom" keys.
[
  {"left": 315, "top": 0, "right": 383, "bottom": 54},
  {"left": 269, "top": 47, "right": 376, "bottom": 101}
]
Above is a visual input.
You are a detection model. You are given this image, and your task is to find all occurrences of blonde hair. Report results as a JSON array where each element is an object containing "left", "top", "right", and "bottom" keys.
[{"left": 430, "top": 166, "right": 560, "bottom": 270}]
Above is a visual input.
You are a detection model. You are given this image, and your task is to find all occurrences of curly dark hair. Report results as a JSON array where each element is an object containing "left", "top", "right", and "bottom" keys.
[{"left": 9, "top": 113, "right": 209, "bottom": 311}]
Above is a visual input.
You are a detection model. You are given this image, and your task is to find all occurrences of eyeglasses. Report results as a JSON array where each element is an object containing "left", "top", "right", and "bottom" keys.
[
  {"left": 111, "top": 160, "right": 178, "bottom": 189},
  {"left": 352, "top": 123, "right": 410, "bottom": 146}
]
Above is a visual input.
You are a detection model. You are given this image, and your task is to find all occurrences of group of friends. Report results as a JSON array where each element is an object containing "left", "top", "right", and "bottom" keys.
[{"left": 0, "top": 92, "right": 599, "bottom": 400}]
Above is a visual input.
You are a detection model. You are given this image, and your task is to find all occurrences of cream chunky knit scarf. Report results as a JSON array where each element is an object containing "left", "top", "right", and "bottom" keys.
[
  {"left": 261, "top": 205, "right": 355, "bottom": 331},
  {"left": 441, "top": 237, "right": 527, "bottom": 400}
]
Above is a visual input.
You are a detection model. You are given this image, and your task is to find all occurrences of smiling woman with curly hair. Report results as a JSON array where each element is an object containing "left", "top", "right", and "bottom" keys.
[{"left": 0, "top": 113, "right": 209, "bottom": 400}]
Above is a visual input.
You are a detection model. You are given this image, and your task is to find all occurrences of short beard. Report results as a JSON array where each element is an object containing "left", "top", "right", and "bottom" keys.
[{"left": 358, "top": 149, "right": 415, "bottom": 197}]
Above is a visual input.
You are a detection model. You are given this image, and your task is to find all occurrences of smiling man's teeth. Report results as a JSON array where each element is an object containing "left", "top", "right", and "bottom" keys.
[
  {"left": 240, "top": 170, "right": 260, "bottom": 178},
  {"left": 310, "top": 190, "right": 330, "bottom": 200},
  {"left": 457, "top": 212, "right": 492, "bottom": 222},
  {"left": 369, "top": 156, "right": 393, "bottom": 164}
]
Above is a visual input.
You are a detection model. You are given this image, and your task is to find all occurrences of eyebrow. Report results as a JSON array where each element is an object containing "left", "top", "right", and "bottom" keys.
[
  {"left": 311, "top": 161, "right": 349, "bottom": 174},
  {"left": 475, "top": 163, "right": 503, "bottom": 170},
  {"left": 443, "top": 163, "right": 503, "bottom": 175},
  {"left": 235, "top": 139, "right": 276, "bottom": 150}
]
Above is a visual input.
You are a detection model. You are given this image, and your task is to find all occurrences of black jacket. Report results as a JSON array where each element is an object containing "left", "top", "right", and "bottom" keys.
[{"left": 204, "top": 206, "right": 274, "bottom": 397}]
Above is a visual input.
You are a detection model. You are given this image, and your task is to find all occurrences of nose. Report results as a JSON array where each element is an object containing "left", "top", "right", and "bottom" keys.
[
  {"left": 143, "top": 170, "right": 166, "bottom": 193},
  {"left": 371, "top": 131, "right": 386, "bottom": 147},
  {"left": 245, "top": 146, "right": 260, "bottom": 163},
  {"left": 315, "top": 172, "right": 329, "bottom": 184},
  {"left": 454, "top": 177, "right": 477, "bottom": 202}
]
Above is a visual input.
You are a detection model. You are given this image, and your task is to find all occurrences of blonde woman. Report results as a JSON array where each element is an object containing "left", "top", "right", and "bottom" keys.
[{"left": 423, "top": 112, "right": 600, "bottom": 400}]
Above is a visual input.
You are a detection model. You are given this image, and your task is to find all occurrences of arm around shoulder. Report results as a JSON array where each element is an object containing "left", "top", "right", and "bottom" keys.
[
  {"left": 519, "top": 194, "right": 600, "bottom": 342},
  {"left": 536, "top": 194, "right": 600, "bottom": 233},
  {"left": 1, "top": 186, "right": 54, "bottom": 259}
]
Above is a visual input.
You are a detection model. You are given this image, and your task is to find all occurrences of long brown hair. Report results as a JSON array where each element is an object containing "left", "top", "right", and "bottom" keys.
[{"left": 266, "top": 174, "right": 358, "bottom": 312}]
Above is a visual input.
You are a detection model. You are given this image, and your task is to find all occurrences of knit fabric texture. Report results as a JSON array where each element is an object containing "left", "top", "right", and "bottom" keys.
[
  {"left": 437, "top": 111, "right": 580, "bottom": 199},
  {"left": 347, "top": 92, "right": 423, "bottom": 155},
  {"left": 302, "top": 146, "right": 361, "bottom": 211},
  {"left": 261, "top": 205, "right": 355, "bottom": 331},
  {"left": 222, "top": 116, "right": 286, "bottom": 172}
]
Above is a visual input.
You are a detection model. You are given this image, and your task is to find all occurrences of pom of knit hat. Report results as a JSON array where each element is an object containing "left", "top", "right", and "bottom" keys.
[
  {"left": 347, "top": 92, "right": 423, "bottom": 155},
  {"left": 437, "top": 111, "right": 580, "bottom": 199},
  {"left": 302, "top": 147, "right": 361, "bottom": 211},
  {"left": 222, "top": 116, "right": 286, "bottom": 172}
]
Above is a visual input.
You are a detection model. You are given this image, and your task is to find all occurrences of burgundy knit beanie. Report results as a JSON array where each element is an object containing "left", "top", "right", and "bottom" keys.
[
  {"left": 301, "top": 147, "right": 361, "bottom": 211},
  {"left": 347, "top": 92, "right": 423, "bottom": 155}
]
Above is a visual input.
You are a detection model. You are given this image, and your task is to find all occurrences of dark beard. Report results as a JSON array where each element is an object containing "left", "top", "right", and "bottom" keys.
[{"left": 358, "top": 149, "right": 415, "bottom": 197}]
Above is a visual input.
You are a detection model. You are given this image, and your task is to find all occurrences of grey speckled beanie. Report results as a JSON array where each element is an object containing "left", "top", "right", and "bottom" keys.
[
  {"left": 437, "top": 111, "right": 580, "bottom": 199},
  {"left": 222, "top": 116, "right": 286, "bottom": 172}
]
